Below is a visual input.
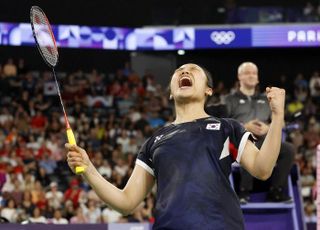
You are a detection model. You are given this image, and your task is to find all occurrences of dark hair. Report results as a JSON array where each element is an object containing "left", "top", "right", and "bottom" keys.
[
  {"left": 199, "top": 66, "right": 214, "bottom": 107},
  {"left": 199, "top": 65, "right": 213, "bottom": 89}
]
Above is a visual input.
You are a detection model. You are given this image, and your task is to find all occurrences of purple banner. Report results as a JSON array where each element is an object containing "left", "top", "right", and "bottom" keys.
[
  {"left": 56, "top": 25, "right": 133, "bottom": 50},
  {"left": 195, "top": 28, "right": 251, "bottom": 48},
  {"left": 252, "top": 24, "right": 320, "bottom": 47},
  {"left": 1, "top": 22, "right": 320, "bottom": 50},
  {"left": 0, "top": 223, "right": 151, "bottom": 230}
]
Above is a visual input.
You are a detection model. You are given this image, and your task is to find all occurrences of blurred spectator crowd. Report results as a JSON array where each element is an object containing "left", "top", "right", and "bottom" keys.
[
  {"left": 153, "top": 0, "right": 320, "bottom": 25},
  {"left": 224, "top": 1, "right": 320, "bottom": 24},
  {"left": 0, "top": 57, "right": 319, "bottom": 225}
]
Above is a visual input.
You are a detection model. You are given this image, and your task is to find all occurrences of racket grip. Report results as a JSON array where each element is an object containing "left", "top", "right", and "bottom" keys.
[{"left": 66, "top": 128, "right": 85, "bottom": 174}]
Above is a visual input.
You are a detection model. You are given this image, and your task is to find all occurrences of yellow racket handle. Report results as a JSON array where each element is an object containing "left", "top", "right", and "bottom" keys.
[{"left": 66, "top": 128, "right": 85, "bottom": 174}]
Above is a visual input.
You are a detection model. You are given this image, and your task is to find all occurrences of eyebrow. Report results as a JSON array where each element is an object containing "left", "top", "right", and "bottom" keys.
[{"left": 174, "top": 67, "right": 184, "bottom": 73}]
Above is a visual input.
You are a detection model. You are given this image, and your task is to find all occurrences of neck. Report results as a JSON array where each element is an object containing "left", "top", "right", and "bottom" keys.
[
  {"left": 239, "top": 85, "right": 255, "bottom": 96},
  {"left": 173, "top": 101, "right": 209, "bottom": 124}
]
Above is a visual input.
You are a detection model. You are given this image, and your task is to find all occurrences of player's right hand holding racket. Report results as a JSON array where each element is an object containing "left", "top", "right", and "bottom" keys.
[{"left": 65, "top": 144, "right": 92, "bottom": 174}]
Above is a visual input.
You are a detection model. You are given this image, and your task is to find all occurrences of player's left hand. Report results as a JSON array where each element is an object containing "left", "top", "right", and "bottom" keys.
[
  {"left": 266, "top": 87, "right": 285, "bottom": 117},
  {"left": 254, "top": 120, "right": 269, "bottom": 136}
]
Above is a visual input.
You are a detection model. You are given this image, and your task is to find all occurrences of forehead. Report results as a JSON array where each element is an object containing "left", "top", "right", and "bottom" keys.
[
  {"left": 241, "top": 64, "right": 258, "bottom": 73},
  {"left": 175, "top": 64, "right": 203, "bottom": 72}
]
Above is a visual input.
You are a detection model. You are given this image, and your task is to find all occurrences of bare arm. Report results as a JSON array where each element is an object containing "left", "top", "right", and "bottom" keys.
[
  {"left": 240, "top": 87, "right": 285, "bottom": 180},
  {"left": 66, "top": 144, "right": 155, "bottom": 215}
]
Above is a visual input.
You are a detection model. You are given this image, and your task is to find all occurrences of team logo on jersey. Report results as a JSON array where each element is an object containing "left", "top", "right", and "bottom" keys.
[
  {"left": 153, "top": 130, "right": 185, "bottom": 144},
  {"left": 239, "top": 99, "right": 246, "bottom": 104},
  {"left": 206, "top": 123, "right": 221, "bottom": 130},
  {"left": 154, "top": 135, "right": 164, "bottom": 143},
  {"left": 257, "top": 100, "right": 266, "bottom": 104}
]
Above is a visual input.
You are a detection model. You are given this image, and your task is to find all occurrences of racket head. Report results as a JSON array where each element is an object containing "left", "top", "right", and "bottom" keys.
[{"left": 30, "top": 6, "right": 59, "bottom": 68}]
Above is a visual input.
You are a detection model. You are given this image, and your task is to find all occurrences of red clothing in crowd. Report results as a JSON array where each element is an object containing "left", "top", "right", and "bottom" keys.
[
  {"left": 30, "top": 114, "right": 47, "bottom": 129},
  {"left": 64, "top": 180, "right": 83, "bottom": 208}
]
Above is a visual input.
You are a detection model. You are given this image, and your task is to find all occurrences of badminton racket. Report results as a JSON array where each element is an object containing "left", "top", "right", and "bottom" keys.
[{"left": 30, "top": 6, "right": 84, "bottom": 174}]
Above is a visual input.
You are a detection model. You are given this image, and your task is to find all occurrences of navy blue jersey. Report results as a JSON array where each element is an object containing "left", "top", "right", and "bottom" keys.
[{"left": 136, "top": 116, "right": 253, "bottom": 230}]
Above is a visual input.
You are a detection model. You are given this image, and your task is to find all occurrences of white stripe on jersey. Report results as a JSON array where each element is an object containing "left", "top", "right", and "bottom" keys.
[
  {"left": 219, "top": 137, "right": 230, "bottom": 160},
  {"left": 236, "top": 132, "right": 252, "bottom": 163},
  {"left": 136, "top": 159, "right": 155, "bottom": 177}
]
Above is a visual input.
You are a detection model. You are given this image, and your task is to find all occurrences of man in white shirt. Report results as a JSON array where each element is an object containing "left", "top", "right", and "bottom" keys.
[{"left": 45, "top": 182, "right": 63, "bottom": 209}]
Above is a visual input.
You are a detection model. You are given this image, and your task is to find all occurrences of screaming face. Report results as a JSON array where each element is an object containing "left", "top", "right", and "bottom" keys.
[
  {"left": 170, "top": 63, "right": 213, "bottom": 103},
  {"left": 179, "top": 74, "right": 193, "bottom": 89}
]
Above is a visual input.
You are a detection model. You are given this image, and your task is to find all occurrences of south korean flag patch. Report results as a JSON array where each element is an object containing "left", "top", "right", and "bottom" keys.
[{"left": 206, "top": 123, "right": 221, "bottom": 130}]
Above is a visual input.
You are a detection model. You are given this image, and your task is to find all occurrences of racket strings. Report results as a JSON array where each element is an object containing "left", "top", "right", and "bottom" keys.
[{"left": 31, "top": 8, "right": 58, "bottom": 67}]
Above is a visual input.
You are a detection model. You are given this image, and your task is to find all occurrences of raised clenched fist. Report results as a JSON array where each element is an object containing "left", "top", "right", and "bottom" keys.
[{"left": 266, "top": 87, "right": 285, "bottom": 117}]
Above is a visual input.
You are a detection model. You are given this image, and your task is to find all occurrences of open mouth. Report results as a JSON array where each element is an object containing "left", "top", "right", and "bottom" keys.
[{"left": 179, "top": 76, "right": 192, "bottom": 88}]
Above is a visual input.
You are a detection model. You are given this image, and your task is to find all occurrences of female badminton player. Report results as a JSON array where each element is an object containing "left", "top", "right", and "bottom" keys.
[{"left": 66, "top": 63, "right": 285, "bottom": 229}]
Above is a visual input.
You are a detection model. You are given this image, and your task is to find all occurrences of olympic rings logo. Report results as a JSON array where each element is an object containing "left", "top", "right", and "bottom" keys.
[{"left": 210, "top": 31, "right": 236, "bottom": 45}]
